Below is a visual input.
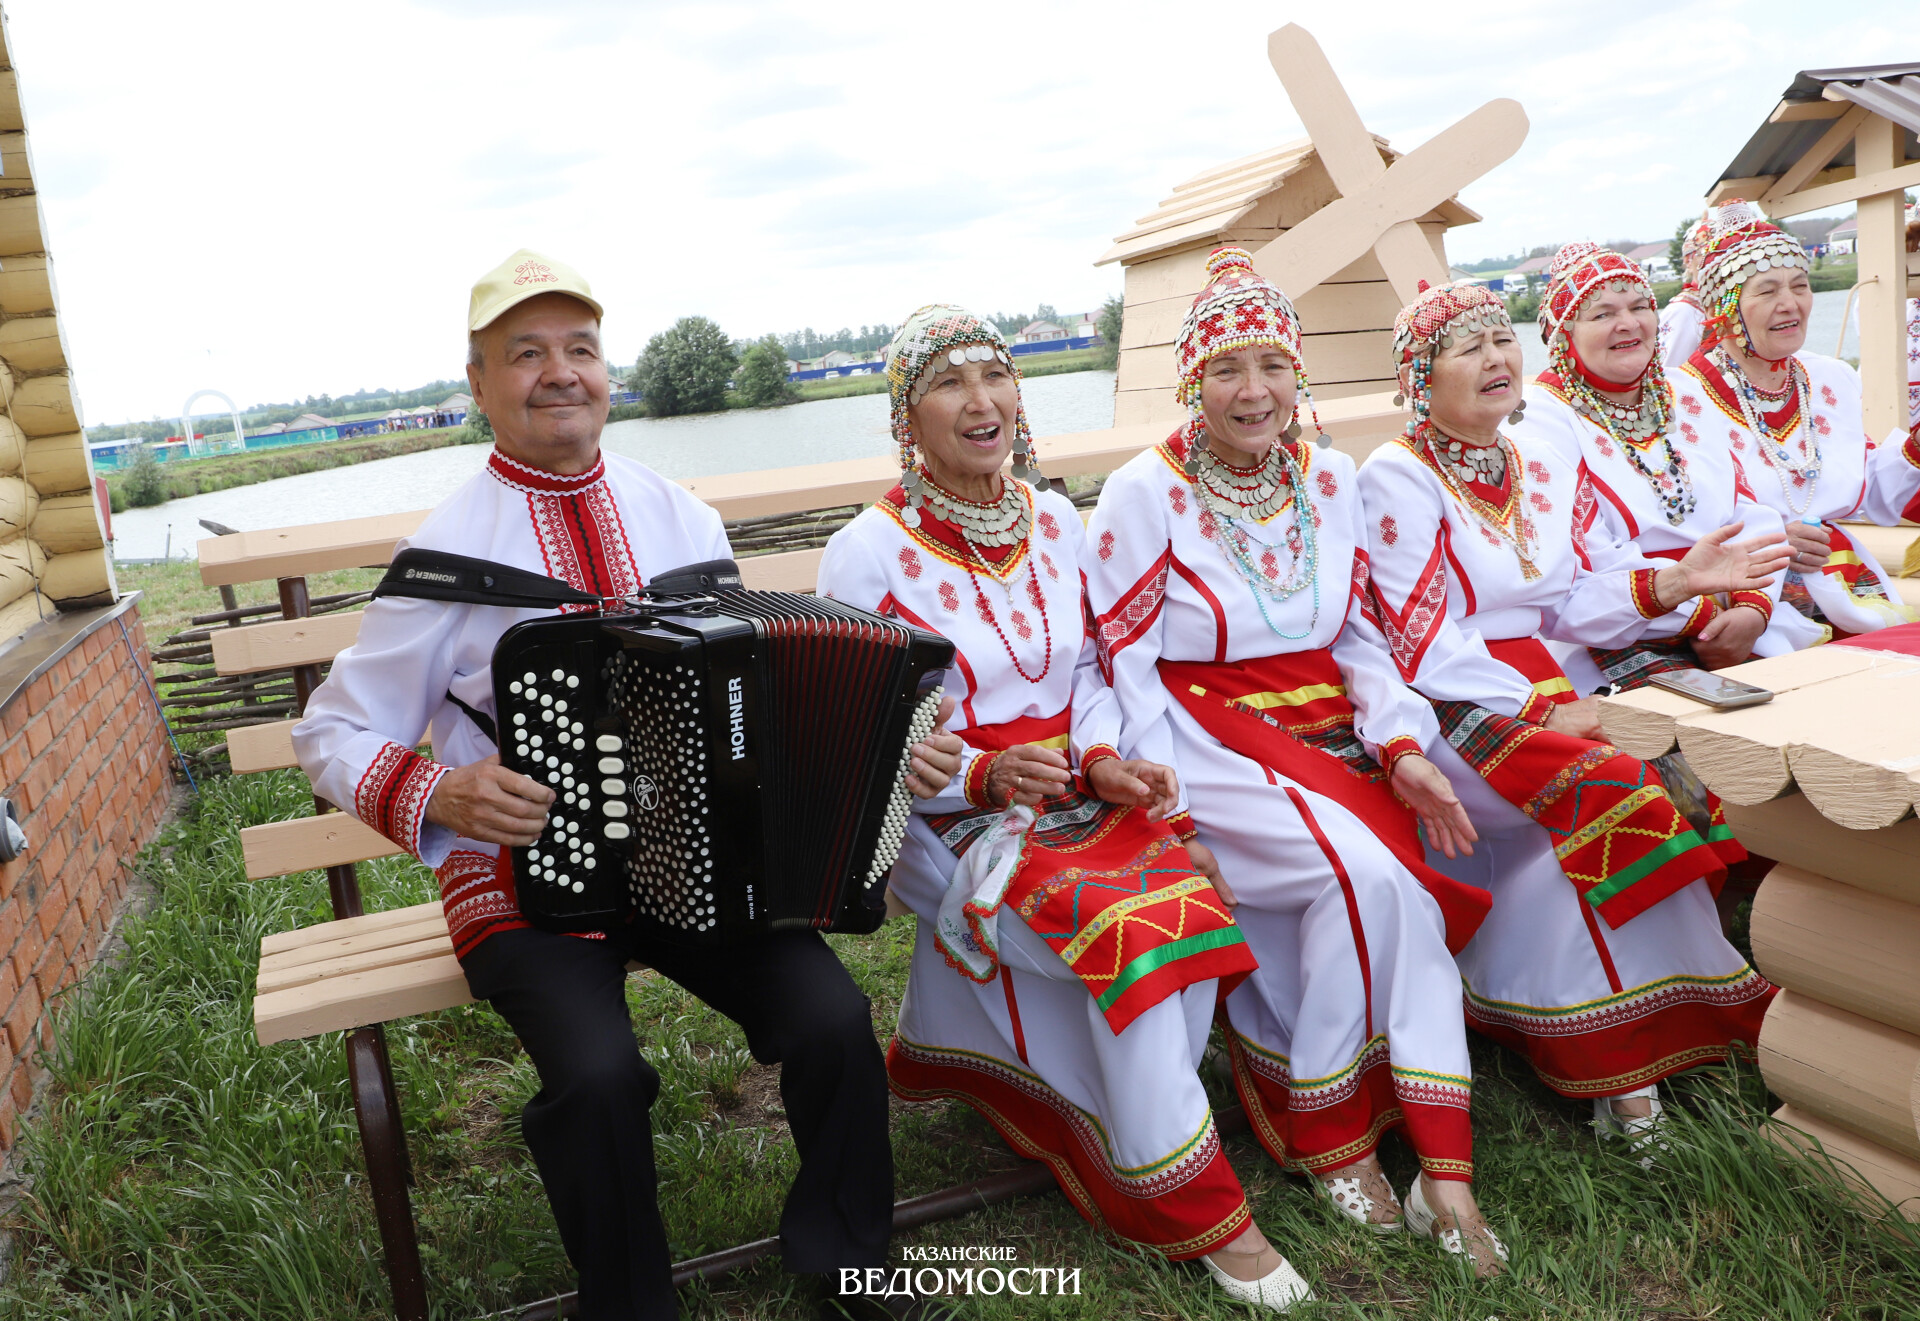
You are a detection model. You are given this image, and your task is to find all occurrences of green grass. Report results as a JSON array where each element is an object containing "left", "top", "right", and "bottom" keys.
[
  {"left": 105, "top": 428, "right": 484, "bottom": 511},
  {"left": 1, "top": 761, "right": 1916, "bottom": 1318}
]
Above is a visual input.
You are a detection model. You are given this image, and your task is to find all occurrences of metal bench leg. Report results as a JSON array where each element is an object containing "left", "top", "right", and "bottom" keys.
[
  {"left": 278, "top": 574, "right": 430, "bottom": 1317},
  {"left": 349, "top": 1024, "right": 430, "bottom": 1321}
]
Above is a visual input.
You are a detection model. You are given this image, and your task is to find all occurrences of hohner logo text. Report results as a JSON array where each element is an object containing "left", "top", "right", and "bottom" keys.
[{"left": 727, "top": 677, "right": 746, "bottom": 760}]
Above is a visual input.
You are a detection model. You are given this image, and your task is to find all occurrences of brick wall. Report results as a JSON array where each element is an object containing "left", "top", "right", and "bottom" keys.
[{"left": 0, "top": 603, "right": 172, "bottom": 1147}]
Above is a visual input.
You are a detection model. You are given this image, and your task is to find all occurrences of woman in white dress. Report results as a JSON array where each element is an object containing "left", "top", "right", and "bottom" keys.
[
  {"left": 1657, "top": 214, "right": 1710, "bottom": 372},
  {"left": 1676, "top": 199, "right": 1920, "bottom": 644},
  {"left": 1357, "top": 278, "right": 1780, "bottom": 1154},
  {"left": 1513, "top": 242, "right": 1796, "bottom": 692},
  {"left": 817, "top": 305, "right": 1314, "bottom": 1311},
  {"left": 1085, "top": 250, "right": 1508, "bottom": 1275}
]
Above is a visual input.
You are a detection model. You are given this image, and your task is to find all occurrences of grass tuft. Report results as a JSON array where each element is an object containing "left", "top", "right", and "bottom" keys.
[{"left": 1, "top": 768, "right": 1915, "bottom": 1318}]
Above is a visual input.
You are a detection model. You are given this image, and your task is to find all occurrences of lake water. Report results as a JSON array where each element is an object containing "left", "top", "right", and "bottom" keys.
[
  {"left": 110, "top": 369, "right": 1121, "bottom": 561},
  {"left": 106, "top": 287, "right": 1874, "bottom": 562}
]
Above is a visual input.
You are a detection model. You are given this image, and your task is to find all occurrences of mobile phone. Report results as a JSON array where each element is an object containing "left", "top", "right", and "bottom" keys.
[{"left": 1645, "top": 667, "right": 1773, "bottom": 710}]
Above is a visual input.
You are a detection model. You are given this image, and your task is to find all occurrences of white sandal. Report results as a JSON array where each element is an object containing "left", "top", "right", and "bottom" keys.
[
  {"left": 1316, "top": 1163, "right": 1404, "bottom": 1232},
  {"left": 1593, "top": 1084, "right": 1667, "bottom": 1167},
  {"left": 1405, "top": 1174, "right": 1508, "bottom": 1278},
  {"left": 1201, "top": 1246, "right": 1316, "bottom": 1312}
]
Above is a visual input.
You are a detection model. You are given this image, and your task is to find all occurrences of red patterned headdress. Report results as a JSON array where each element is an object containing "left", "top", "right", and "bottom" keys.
[
  {"left": 1390, "top": 279, "right": 1513, "bottom": 423},
  {"left": 1680, "top": 215, "right": 1711, "bottom": 288},
  {"left": 1173, "top": 247, "right": 1325, "bottom": 445},
  {"left": 1537, "top": 241, "right": 1652, "bottom": 347},
  {"left": 1697, "top": 200, "right": 1811, "bottom": 360}
]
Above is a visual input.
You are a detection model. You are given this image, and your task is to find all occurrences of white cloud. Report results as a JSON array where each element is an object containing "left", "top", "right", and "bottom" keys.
[{"left": 7, "top": 0, "right": 1909, "bottom": 424}]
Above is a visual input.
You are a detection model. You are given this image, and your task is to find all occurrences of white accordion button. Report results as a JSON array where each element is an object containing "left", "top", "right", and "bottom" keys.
[
  {"left": 598, "top": 757, "right": 623, "bottom": 774},
  {"left": 604, "top": 822, "right": 631, "bottom": 839},
  {"left": 603, "top": 801, "right": 629, "bottom": 818},
  {"left": 601, "top": 779, "right": 626, "bottom": 795},
  {"left": 551, "top": 669, "right": 565, "bottom": 682},
  {"left": 597, "top": 735, "right": 623, "bottom": 752},
  {"left": 567, "top": 676, "right": 580, "bottom": 688}
]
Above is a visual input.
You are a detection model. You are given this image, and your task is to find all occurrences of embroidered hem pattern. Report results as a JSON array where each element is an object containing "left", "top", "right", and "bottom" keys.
[
  {"left": 888, "top": 1036, "right": 1251, "bottom": 1259},
  {"left": 438, "top": 848, "right": 528, "bottom": 958},
  {"left": 927, "top": 790, "right": 1254, "bottom": 1032},
  {"left": 1464, "top": 968, "right": 1774, "bottom": 1096},
  {"left": 1219, "top": 1017, "right": 1474, "bottom": 1182},
  {"left": 353, "top": 741, "right": 447, "bottom": 860}
]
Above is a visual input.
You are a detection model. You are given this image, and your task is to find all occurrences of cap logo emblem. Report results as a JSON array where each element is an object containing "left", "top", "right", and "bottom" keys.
[{"left": 513, "top": 260, "right": 558, "bottom": 286}]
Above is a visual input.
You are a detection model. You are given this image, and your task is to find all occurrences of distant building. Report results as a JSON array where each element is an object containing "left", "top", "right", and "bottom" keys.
[
  {"left": 1827, "top": 220, "right": 1856, "bottom": 255},
  {"left": 436, "top": 393, "right": 473, "bottom": 413},
  {"left": 1624, "top": 242, "right": 1675, "bottom": 279},
  {"left": 1016, "top": 319, "right": 1067, "bottom": 343},
  {"left": 819, "top": 350, "right": 857, "bottom": 369},
  {"left": 1511, "top": 255, "right": 1553, "bottom": 277}
]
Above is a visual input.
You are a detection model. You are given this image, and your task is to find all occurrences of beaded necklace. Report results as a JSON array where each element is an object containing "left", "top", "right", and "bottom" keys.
[
  {"left": 1557, "top": 369, "right": 1695, "bottom": 527},
  {"left": 1414, "top": 422, "right": 1542, "bottom": 580},
  {"left": 913, "top": 476, "right": 1054, "bottom": 684},
  {"left": 1187, "top": 435, "right": 1320, "bottom": 639},
  {"left": 1712, "top": 347, "right": 1819, "bottom": 516}
]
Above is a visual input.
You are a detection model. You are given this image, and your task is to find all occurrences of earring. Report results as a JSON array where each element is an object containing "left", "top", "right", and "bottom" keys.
[{"left": 1507, "top": 399, "right": 1527, "bottom": 425}]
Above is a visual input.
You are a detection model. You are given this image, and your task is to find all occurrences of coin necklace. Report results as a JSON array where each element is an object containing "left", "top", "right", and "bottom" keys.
[
  {"left": 1187, "top": 434, "right": 1320, "bottom": 639},
  {"left": 1569, "top": 374, "right": 1694, "bottom": 527},
  {"left": 902, "top": 465, "right": 1031, "bottom": 545},
  {"left": 1416, "top": 421, "right": 1542, "bottom": 581},
  {"left": 1714, "top": 348, "right": 1819, "bottom": 517},
  {"left": 914, "top": 475, "right": 1053, "bottom": 684}
]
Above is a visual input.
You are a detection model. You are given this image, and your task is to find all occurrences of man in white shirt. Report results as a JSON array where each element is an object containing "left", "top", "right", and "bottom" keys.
[{"left": 294, "top": 251, "right": 956, "bottom": 1320}]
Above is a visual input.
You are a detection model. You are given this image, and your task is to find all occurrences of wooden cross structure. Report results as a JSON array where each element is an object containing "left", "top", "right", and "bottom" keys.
[
  {"left": 1251, "top": 24, "right": 1528, "bottom": 308},
  {"left": 1099, "top": 24, "right": 1528, "bottom": 443}
]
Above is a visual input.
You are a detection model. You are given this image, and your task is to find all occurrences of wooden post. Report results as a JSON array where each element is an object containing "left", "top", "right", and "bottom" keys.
[{"left": 1854, "top": 114, "right": 1909, "bottom": 444}]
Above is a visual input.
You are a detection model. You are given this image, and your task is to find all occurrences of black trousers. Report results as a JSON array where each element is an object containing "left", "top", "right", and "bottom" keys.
[{"left": 460, "top": 922, "right": 893, "bottom": 1320}]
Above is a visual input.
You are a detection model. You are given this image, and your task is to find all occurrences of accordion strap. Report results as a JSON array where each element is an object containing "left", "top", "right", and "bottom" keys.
[
  {"left": 444, "top": 691, "right": 498, "bottom": 747},
  {"left": 373, "top": 548, "right": 602, "bottom": 610}
]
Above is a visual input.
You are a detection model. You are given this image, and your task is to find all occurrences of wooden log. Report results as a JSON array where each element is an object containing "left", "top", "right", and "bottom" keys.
[
  {"left": 0, "top": 312, "right": 66, "bottom": 374},
  {"left": 39, "top": 548, "right": 112, "bottom": 607},
  {"left": 228, "top": 719, "right": 300, "bottom": 775},
  {"left": 1757, "top": 990, "right": 1920, "bottom": 1161},
  {"left": 1596, "top": 644, "right": 1889, "bottom": 761},
  {"left": 0, "top": 591, "right": 46, "bottom": 645},
  {"left": 1750, "top": 864, "right": 1920, "bottom": 1035},
  {"left": 10, "top": 372, "right": 78, "bottom": 438},
  {"left": 1784, "top": 662, "right": 1920, "bottom": 829},
  {"left": 239, "top": 813, "right": 400, "bottom": 881},
  {"left": 1723, "top": 794, "right": 1920, "bottom": 904},
  {"left": 0, "top": 415, "right": 23, "bottom": 478},
  {"left": 0, "top": 253, "right": 52, "bottom": 318},
  {"left": 0, "top": 472, "right": 37, "bottom": 538},
  {"left": 210, "top": 612, "right": 362, "bottom": 677},
  {"left": 30, "top": 491, "right": 105, "bottom": 554},
  {"left": 1768, "top": 1104, "right": 1920, "bottom": 1221},
  {"left": 0, "top": 192, "right": 42, "bottom": 260}
]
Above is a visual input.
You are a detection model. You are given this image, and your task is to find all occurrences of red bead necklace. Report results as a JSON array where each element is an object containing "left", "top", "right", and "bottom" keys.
[{"left": 957, "top": 537, "right": 1053, "bottom": 684}]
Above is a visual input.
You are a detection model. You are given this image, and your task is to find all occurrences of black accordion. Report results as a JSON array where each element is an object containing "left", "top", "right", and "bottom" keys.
[{"left": 375, "top": 552, "right": 953, "bottom": 944}]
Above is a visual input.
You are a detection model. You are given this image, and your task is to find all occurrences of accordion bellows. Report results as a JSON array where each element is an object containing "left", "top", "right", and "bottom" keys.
[{"left": 492, "top": 591, "right": 953, "bottom": 944}]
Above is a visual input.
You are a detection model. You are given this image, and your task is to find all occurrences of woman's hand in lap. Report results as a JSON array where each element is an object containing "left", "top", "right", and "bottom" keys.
[
  {"left": 1390, "top": 754, "right": 1477, "bottom": 859},
  {"left": 1086, "top": 758, "right": 1179, "bottom": 820}
]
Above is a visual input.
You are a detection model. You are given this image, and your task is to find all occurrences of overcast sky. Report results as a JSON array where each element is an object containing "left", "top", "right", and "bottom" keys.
[{"left": 11, "top": 0, "right": 1911, "bottom": 426}]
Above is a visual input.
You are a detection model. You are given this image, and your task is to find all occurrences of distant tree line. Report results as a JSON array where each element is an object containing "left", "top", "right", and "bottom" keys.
[{"left": 88, "top": 378, "right": 469, "bottom": 443}]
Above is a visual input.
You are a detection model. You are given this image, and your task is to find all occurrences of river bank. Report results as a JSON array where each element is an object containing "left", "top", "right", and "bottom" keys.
[{"left": 105, "top": 424, "right": 480, "bottom": 511}]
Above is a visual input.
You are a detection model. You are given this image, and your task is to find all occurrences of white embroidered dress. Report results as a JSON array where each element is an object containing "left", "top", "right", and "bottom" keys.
[
  {"left": 1356, "top": 435, "right": 1774, "bottom": 1097},
  {"left": 816, "top": 483, "right": 1254, "bottom": 1259},
  {"left": 1084, "top": 435, "right": 1483, "bottom": 1182},
  {"left": 293, "top": 448, "right": 729, "bottom": 958},
  {"left": 1678, "top": 351, "right": 1920, "bottom": 642},
  {"left": 1658, "top": 297, "right": 1705, "bottom": 374},
  {"left": 1514, "top": 383, "right": 1795, "bottom": 688}
]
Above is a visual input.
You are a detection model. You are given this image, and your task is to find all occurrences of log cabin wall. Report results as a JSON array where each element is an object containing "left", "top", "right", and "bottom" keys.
[
  {"left": 0, "top": 5, "right": 171, "bottom": 1158},
  {"left": 0, "top": 5, "right": 116, "bottom": 643},
  {"left": 1100, "top": 138, "right": 1475, "bottom": 437}
]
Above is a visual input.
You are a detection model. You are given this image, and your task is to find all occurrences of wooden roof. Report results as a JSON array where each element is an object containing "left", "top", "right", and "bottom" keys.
[{"left": 1099, "top": 135, "right": 1481, "bottom": 267}]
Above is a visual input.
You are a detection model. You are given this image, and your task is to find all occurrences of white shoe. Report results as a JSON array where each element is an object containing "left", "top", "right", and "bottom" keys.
[
  {"left": 1593, "top": 1084, "right": 1667, "bottom": 1167},
  {"left": 1317, "top": 1165, "right": 1404, "bottom": 1232},
  {"left": 1405, "top": 1174, "right": 1509, "bottom": 1277},
  {"left": 1202, "top": 1250, "right": 1316, "bottom": 1311}
]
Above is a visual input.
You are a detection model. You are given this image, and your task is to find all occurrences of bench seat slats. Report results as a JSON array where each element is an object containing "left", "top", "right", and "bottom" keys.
[
  {"left": 260, "top": 899, "right": 446, "bottom": 956},
  {"left": 255, "top": 950, "right": 474, "bottom": 1045},
  {"left": 242, "top": 814, "right": 401, "bottom": 881},
  {"left": 212, "top": 612, "right": 363, "bottom": 676},
  {"left": 229, "top": 718, "right": 300, "bottom": 774},
  {"left": 257, "top": 933, "right": 456, "bottom": 996},
  {"left": 260, "top": 915, "right": 452, "bottom": 976}
]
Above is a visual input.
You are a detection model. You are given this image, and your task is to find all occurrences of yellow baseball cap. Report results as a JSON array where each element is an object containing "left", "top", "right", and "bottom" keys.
[{"left": 468, "top": 248, "right": 604, "bottom": 332}]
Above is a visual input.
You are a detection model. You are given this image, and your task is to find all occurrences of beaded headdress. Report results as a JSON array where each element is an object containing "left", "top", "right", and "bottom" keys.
[
  {"left": 1537, "top": 241, "right": 1652, "bottom": 348},
  {"left": 1697, "top": 200, "right": 1811, "bottom": 360},
  {"left": 885, "top": 303, "right": 1042, "bottom": 495},
  {"left": 1390, "top": 279, "right": 1519, "bottom": 424},
  {"left": 1173, "top": 248, "right": 1327, "bottom": 453}
]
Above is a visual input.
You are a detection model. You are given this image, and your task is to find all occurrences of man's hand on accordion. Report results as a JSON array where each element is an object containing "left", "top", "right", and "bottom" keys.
[
  {"left": 1086, "top": 757, "right": 1181, "bottom": 823},
  {"left": 905, "top": 698, "right": 964, "bottom": 800},
  {"left": 424, "top": 754, "right": 556, "bottom": 847}
]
